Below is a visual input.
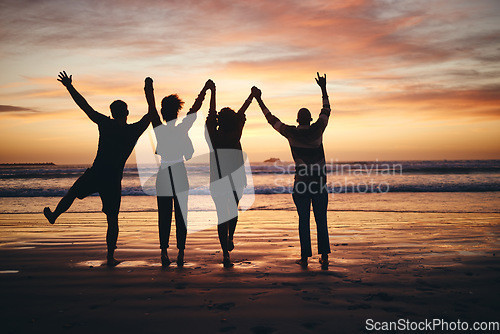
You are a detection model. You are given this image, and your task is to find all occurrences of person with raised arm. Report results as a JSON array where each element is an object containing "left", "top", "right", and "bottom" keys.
[
  {"left": 44, "top": 71, "right": 151, "bottom": 266},
  {"left": 205, "top": 80, "right": 255, "bottom": 267},
  {"left": 253, "top": 73, "right": 331, "bottom": 269},
  {"left": 144, "top": 77, "right": 210, "bottom": 267}
]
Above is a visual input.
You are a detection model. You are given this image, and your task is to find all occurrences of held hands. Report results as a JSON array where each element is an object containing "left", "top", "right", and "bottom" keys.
[
  {"left": 251, "top": 86, "right": 262, "bottom": 99},
  {"left": 57, "top": 71, "right": 72, "bottom": 87},
  {"left": 204, "top": 79, "right": 215, "bottom": 91},
  {"left": 144, "top": 77, "right": 153, "bottom": 91},
  {"left": 315, "top": 72, "right": 327, "bottom": 89}
]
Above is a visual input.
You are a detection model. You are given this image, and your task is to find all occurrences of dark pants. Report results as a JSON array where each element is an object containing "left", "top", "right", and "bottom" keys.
[
  {"left": 292, "top": 182, "right": 330, "bottom": 258},
  {"left": 157, "top": 195, "right": 187, "bottom": 250}
]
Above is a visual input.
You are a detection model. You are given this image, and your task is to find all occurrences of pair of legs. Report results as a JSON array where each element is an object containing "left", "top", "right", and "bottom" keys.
[
  {"left": 43, "top": 168, "right": 121, "bottom": 266},
  {"left": 212, "top": 190, "right": 240, "bottom": 267},
  {"left": 157, "top": 194, "right": 187, "bottom": 267},
  {"left": 292, "top": 182, "right": 330, "bottom": 268},
  {"left": 156, "top": 164, "right": 189, "bottom": 267}
]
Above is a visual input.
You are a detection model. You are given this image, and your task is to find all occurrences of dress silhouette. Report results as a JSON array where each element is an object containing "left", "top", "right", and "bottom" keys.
[
  {"left": 145, "top": 77, "right": 210, "bottom": 267},
  {"left": 44, "top": 71, "right": 151, "bottom": 266}
]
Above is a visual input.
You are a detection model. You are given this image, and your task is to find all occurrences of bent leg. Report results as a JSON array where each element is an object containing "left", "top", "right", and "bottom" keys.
[
  {"left": 44, "top": 188, "right": 78, "bottom": 224},
  {"left": 44, "top": 169, "right": 96, "bottom": 224},
  {"left": 54, "top": 189, "right": 77, "bottom": 217}
]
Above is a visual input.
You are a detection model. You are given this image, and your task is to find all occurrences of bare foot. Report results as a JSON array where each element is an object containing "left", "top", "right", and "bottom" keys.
[{"left": 43, "top": 207, "right": 55, "bottom": 224}]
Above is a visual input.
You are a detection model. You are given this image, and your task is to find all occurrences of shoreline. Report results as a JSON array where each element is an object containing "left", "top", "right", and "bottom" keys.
[{"left": 2, "top": 192, "right": 500, "bottom": 215}]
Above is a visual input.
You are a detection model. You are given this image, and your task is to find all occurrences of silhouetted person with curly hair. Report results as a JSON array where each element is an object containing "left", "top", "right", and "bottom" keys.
[{"left": 144, "top": 77, "right": 211, "bottom": 267}]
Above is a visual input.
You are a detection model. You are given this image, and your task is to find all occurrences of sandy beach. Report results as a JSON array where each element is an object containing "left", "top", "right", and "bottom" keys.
[
  {"left": 1, "top": 195, "right": 499, "bottom": 333},
  {"left": 1, "top": 0, "right": 500, "bottom": 331}
]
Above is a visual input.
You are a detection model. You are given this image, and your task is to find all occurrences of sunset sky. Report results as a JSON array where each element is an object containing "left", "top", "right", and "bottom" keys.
[{"left": 1, "top": 0, "right": 499, "bottom": 164}]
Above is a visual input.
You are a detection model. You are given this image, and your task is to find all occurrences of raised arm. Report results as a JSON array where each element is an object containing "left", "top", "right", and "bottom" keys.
[
  {"left": 187, "top": 80, "right": 211, "bottom": 115},
  {"left": 207, "top": 79, "right": 216, "bottom": 115},
  {"left": 237, "top": 89, "right": 254, "bottom": 115},
  {"left": 144, "top": 77, "right": 161, "bottom": 128},
  {"left": 252, "top": 86, "right": 287, "bottom": 135},
  {"left": 205, "top": 79, "right": 217, "bottom": 128},
  {"left": 57, "top": 71, "right": 105, "bottom": 124},
  {"left": 315, "top": 72, "right": 331, "bottom": 126}
]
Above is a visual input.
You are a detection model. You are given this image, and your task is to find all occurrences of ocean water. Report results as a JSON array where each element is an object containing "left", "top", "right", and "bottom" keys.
[{"left": 1, "top": 160, "right": 499, "bottom": 214}]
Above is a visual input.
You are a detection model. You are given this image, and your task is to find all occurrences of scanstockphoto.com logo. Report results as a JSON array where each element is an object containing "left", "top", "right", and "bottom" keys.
[{"left": 366, "top": 318, "right": 500, "bottom": 332}]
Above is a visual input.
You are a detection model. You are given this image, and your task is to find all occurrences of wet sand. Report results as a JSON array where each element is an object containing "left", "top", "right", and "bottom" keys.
[{"left": 1, "top": 209, "right": 499, "bottom": 333}]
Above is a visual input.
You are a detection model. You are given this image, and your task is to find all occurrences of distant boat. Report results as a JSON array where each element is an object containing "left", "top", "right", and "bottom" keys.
[{"left": 263, "top": 158, "right": 281, "bottom": 163}]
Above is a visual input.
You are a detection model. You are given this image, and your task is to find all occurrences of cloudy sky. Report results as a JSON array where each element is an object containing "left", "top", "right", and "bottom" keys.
[{"left": 1, "top": 0, "right": 499, "bottom": 164}]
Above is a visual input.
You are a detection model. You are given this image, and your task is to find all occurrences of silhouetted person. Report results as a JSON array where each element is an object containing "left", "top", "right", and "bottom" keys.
[
  {"left": 144, "top": 77, "right": 210, "bottom": 267},
  {"left": 205, "top": 80, "right": 255, "bottom": 267},
  {"left": 44, "top": 71, "right": 151, "bottom": 266},
  {"left": 253, "top": 73, "right": 331, "bottom": 269}
]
